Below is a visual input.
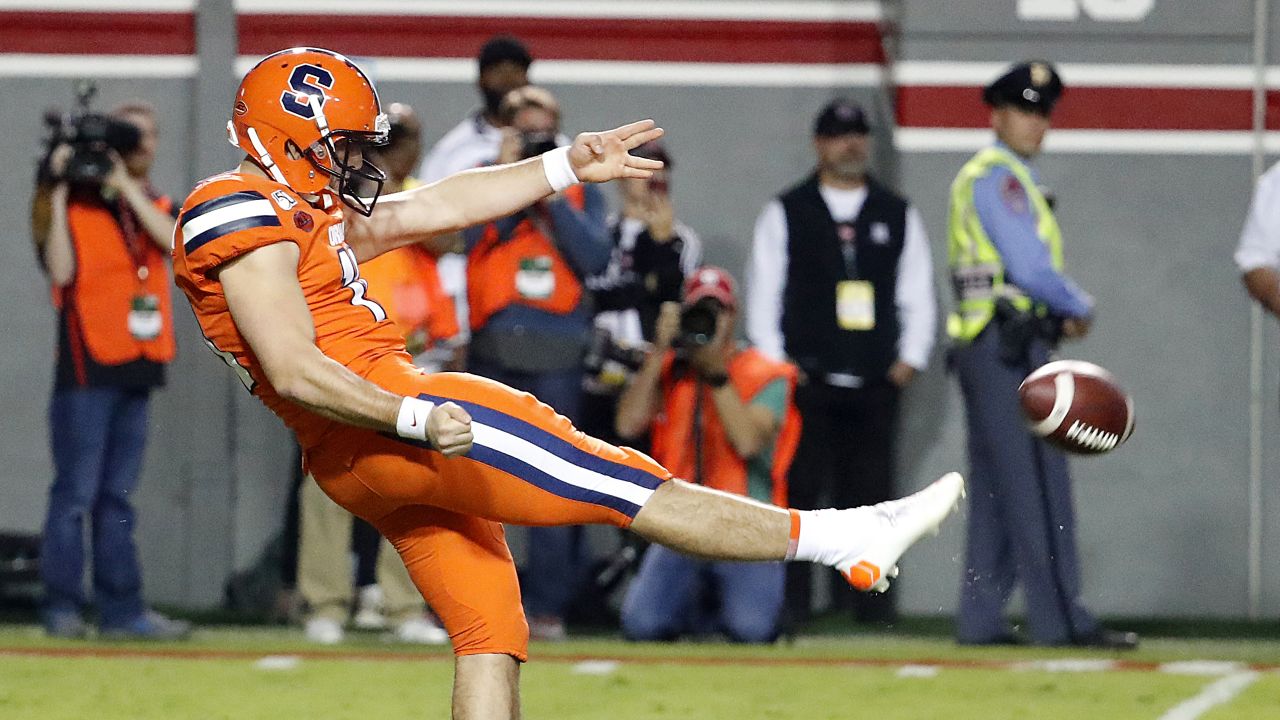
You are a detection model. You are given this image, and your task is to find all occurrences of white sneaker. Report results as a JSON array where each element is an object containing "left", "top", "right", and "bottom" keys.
[
  {"left": 304, "top": 617, "right": 345, "bottom": 645},
  {"left": 353, "top": 585, "right": 387, "bottom": 630},
  {"left": 393, "top": 616, "right": 449, "bottom": 645},
  {"left": 838, "top": 472, "right": 965, "bottom": 593}
]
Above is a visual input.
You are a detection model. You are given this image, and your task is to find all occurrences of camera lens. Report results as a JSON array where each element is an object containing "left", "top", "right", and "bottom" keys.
[{"left": 679, "top": 303, "right": 718, "bottom": 347}]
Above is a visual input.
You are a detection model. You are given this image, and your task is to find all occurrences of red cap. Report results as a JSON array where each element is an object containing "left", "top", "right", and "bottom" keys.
[{"left": 682, "top": 266, "right": 737, "bottom": 309}]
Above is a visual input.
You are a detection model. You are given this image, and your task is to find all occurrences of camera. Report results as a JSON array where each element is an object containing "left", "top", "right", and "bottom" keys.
[
  {"left": 583, "top": 327, "right": 649, "bottom": 376},
  {"left": 676, "top": 299, "right": 720, "bottom": 348},
  {"left": 520, "top": 131, "right": 560, "bottom": 160},
  {"left": 38, "top": 81, "right": 141, "bottom": 186}
]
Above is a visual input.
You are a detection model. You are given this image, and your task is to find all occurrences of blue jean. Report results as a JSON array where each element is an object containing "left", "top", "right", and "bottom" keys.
[
  {"left": 621, "top": 544, "right": 785, "bottom": 643},
  {"left": 465, "top": 358, "right": 588, "bottom": 620},
  {"left": 41, "top": 386, "right": 151, "bottom": 627}
]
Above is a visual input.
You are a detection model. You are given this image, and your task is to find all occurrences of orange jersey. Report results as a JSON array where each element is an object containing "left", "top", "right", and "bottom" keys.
[{"left": 172, "top": 171, "right": 411, "bottom": 448}]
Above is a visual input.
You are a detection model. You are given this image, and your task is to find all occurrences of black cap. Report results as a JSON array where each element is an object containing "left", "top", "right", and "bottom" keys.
[
  {"left": 983, "top": 60, "right": 1064, "bottom": 114},
  {"left": 478, "top": 35, "right": 532, "bottom": 72},
  {"left": 813, "top": 98, "right": 871, "bottom": 137}
]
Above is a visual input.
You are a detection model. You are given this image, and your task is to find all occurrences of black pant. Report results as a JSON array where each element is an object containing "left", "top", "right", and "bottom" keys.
[{"left": 785, "top": 381, "right": 901, "bottom": 624}]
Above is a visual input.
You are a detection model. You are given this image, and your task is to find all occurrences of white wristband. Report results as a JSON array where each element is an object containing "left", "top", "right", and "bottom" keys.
[
  {"left": 541, "top": 146, "right": 580, "bottom": 193},
  {"left": 396, "top": 397, "right": 434, "bottom": 442}
]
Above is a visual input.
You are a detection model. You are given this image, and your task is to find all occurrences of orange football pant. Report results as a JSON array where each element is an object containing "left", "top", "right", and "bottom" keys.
[{"left": 303, "top": 371, "right": 670, "bottom": 661}]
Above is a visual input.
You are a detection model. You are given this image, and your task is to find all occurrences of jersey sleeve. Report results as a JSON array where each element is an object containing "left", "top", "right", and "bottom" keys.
[{"left": 177, "top": 184, "right": 302, "bottom": 276}]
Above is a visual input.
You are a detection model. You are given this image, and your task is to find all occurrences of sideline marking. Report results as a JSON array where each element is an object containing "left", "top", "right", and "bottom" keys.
[
  {"left": 3, "top": 645, "right": 1278, "bottom": 674},
  {"left": 1157, "top": 671, "right": 1260, "bottom": 720}
]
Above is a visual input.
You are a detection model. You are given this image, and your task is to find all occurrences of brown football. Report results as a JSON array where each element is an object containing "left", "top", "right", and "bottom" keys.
[{"left": 1018, "top": 360, "right": 1135, "bottom": 455}]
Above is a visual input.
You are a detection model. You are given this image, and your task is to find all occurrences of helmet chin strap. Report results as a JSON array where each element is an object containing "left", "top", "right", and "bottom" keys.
[{"left": 245, "top": 126, "right": 289, "bottom": 185}]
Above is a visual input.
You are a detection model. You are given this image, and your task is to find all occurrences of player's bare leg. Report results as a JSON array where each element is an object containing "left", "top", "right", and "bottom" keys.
[
  {"left": 453, "top": 653, "right": 520, "bottom": 720},
  {"left": 631, "top": 473, "right": 965, "bottom": 591}
]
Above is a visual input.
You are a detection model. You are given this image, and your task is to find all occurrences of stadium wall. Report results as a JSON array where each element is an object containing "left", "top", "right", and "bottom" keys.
[{"left": 1, "top": 0, "right": 1276, "bottom": 620}]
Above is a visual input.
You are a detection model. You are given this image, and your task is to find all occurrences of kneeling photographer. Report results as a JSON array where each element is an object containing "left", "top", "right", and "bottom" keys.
[
  {"left": 614, "top": 267, "right": 801, "bottom": 643},
  {"left": 31, "top": 94, "right": 187, "bottom": 640}
]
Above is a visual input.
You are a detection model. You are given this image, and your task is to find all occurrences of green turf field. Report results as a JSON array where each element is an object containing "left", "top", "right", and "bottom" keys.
[{"left": 1, "top": 626, "right": 1278, "bottom": 719}]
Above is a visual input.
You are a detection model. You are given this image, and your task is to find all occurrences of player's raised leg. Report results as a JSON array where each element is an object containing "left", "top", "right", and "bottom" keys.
[{"left": 630, "top": 473, "right": 965, "bottom": 592}]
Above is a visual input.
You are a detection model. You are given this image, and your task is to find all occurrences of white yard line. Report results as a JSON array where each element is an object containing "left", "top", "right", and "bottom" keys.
[{"left": 1156, "top": 671, "right": 1261, "bottom": 720}]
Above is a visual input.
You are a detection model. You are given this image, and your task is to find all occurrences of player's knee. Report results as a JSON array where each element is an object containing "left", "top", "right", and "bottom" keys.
[{"left": 449, "top": 612, "right": 529, "bottom": 660}]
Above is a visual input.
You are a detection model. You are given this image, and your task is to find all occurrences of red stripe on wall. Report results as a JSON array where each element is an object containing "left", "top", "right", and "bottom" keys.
[
  {"left": 897, "top": 85, "right": 1280, "bottom": 131},
  {"left": 237, "top": 15, "right": 885, "bottom": 64},
  {"left": 0, "top": 11, "right": 194, "bottom": 55}
]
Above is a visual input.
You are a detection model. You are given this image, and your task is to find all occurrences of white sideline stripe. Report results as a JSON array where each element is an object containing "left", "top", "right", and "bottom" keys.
[
  {"left": 0, "top": 0, "right": 194, "bottom": 9},
  {"left": 471, "top": 422, "right": 656, "bottom": 508},
  {"left": 233, "top": 0, "right": 883, "bottom": 22},
  {"left": 896, "top": 61, "right": 1280, "bottom": 89},
  {"left": 895, "top": 128, "right": 1280, "bottom": 155},
  {"left": 180, "top": 199, "right": 276, "bottom": 247},
  {"left": 896, "top": 665, "right": 940, "bottom": 678},
  {"left": 254, "top": 655, "right": 301, "bottom": 671},
  {"left": 0, "top": 54, "right": 197, "bottom": 78},
  {"left": 1159, "top": 661, "right": 1248, "bottom": 676},
  {"left": 1157, "top": 671, "right": 1260, "bottom": 720},
  {"left": 571, "top": 660, "right": 620, "bottom": 676},
  {"left": 1014, "top": 659, "right": 1118, "bottom": 673}
]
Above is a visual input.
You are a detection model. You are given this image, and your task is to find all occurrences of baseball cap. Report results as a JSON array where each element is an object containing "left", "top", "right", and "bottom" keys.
[
  {"left": 478, "top": 35, "right": 532, "bottom": 72},
  {"left": 983, "top": 60, "right": 1064, "bottom": 115},
  {"left": 813, "top": 98, "right": 871, "bottom": 137},
  {"left": 683, "top": 266, "right": 737, "bottom": 310}
]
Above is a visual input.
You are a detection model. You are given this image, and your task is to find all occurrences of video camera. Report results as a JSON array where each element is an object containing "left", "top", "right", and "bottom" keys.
[
  {"left": 38, "top": 81, "right": 141, "bottom": 186},
  {"left": 676, "top": 299, "right": 720, "bottom": 349},
  {"left": 520, "top": 131, "right": 560, "bottom": 160}
]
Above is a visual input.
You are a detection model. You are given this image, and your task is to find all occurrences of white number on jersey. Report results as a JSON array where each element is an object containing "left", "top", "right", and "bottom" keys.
[{"left": 336, "top": 245, "right": 388, "bottom": 321}]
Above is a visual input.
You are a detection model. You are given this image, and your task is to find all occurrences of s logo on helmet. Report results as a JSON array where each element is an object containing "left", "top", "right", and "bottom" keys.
[{"left": 280, "top": 64, "right": 334, "bottom": 119}]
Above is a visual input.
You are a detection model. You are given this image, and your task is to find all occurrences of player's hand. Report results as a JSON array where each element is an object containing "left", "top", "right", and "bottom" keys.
[
  {"left": 428, "top": 401, "right": 473, "bottom": 457},
  {"left": 567, "top": 120, "right": 665, "bottom": 184},
  {"left": 653, "top": 301, "right": 681, "bottom": 351}
]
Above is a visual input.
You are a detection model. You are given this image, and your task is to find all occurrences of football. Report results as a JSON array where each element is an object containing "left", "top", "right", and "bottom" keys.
[{"left": 1018, "top": 360, "right": 1135, "bottom": 455}]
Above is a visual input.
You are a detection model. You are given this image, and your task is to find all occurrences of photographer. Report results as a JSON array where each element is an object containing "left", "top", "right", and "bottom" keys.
[
  {"left": 615, "top": 267, "right": 800, "bottom": 643},
  {"left": 461, "top": 85, "right": 611, "bottom": 641},
  {"left": 31, "top": 100, "right": 188, "bottom": 640}
]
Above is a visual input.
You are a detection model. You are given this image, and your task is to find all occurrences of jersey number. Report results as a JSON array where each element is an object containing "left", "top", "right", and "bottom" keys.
[{"left": 337, "top": 245, "right": 388, "bottom": 321}]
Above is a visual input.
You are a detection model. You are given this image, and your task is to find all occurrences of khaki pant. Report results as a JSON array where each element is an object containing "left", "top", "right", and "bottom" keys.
[{"left": 297, "top": 475, "right": 424, "bottom": 624}]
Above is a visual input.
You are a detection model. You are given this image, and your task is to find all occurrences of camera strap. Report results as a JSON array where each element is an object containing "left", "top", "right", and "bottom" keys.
[{"left": 692, "top": 384, "right": 704, "bottom": 486}]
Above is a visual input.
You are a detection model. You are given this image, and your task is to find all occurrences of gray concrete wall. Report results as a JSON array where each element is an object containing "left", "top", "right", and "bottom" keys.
[{"left": 2, "top": 1, "right": 1277, "bottom": 620}]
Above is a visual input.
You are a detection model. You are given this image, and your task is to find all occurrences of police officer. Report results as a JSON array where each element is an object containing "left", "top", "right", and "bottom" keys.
[{"left": 947, "top": 61, "right": 1135, "bottom": 648}]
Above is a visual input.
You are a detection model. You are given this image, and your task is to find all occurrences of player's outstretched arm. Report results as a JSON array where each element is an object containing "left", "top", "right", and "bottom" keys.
[
  {"left": 216, "top": 242, "right": 473, "bottom": 456},
  {"left": 346, "top": 120, "right": 664, "bottom": 262}
]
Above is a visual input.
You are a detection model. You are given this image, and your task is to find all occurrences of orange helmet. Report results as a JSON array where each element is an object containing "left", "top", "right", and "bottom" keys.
[{"left": 229, "top": 47, "right": 389, "bottom": 215}]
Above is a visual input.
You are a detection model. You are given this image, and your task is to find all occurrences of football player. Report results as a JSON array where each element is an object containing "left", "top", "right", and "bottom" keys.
[{"left": 173, "top": 47, "right": 964, "bottom": 718}]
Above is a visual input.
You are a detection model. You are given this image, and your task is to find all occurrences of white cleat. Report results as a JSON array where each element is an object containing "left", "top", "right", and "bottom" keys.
[
  {"left": 838, "top": 472, "right": 965, "bottom": 593},
  {"left": 304, "top": 616, "right": 345, "bottom": 645}
]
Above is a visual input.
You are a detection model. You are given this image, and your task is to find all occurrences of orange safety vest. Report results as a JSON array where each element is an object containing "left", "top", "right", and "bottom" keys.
[
  {"left": 56, "top": 193, "right": 176, "bottom": 366},
  {"left": 649, "top": 348, "right": 801, "bottom": 506},
  {"left": 467, "top": 184, "right": 586, "bottom": 330},
  {"left": 360, "top": 243, "right": 459, "bottom": 343}
]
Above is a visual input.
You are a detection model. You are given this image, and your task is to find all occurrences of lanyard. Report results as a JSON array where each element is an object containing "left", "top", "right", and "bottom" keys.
[{"left": 836, "top": 221, "right": 858, "bottom": 279}]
